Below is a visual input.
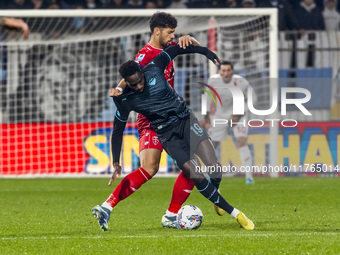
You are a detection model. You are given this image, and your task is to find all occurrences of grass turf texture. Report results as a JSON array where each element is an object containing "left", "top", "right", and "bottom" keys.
[{"left": 0, "top": 177, "right": 339, "bottom": 254}]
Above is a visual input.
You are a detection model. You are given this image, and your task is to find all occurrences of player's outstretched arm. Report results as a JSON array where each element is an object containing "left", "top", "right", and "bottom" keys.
[
  {"left": 152, "top": 44, "right": 221, "bottom": 71},
  {"left": 0, "top": 17, "right": 29, "bottom": 39}
]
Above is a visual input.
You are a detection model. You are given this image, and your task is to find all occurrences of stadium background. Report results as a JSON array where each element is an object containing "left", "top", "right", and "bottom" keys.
[{"left": 0, "top": 2, "right": 340, "bottom": 177}]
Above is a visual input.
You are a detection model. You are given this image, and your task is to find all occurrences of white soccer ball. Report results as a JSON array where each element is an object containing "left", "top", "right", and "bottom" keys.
[{"left": 177, "top": 205, "right": 203, "bottom": 230}]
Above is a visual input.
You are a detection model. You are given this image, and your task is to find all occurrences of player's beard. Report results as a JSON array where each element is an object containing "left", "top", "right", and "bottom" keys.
[{"left": 159, "top": 37, "right": 171, "bottom": 49}]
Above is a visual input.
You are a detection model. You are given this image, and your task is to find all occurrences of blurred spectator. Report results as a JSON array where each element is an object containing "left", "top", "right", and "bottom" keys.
[
  {"left": 125, "top": 0, "right": 145, "bottom": 8},
  {"left": 31, "top": 0, "right": 45, "bottom": 9},
  {"left": 157, "top": 0, "right": 172, "bottom": 8},
  {"left": 294, "top": 0, "right": 325, "bottom": 32},
  {"left": 145, "top": 0, "right": 158, "bottom": 8},
  {"left": 218, "top": 0, "right": 240, "bottom": 8},
  {"left": 98, "top": 0, "right": 110, "bottom": 6},
  {"left": 72, "top": 4, "right": 87, "bottom": 33},
  {"left": 104, "top": 0, "right": 127, "bottom": 8},
  {"left": 323, "top": 0, "right": 340, "bottom": 30},
  {"left": 186, "top": 0, "right": 214, "bottom": 8},
  {"left": 85, "top": 0, "right": 103, "bottom": 8},
  {"left": 61, "top": 0, "right": 87, "bottom": 8},
  {"left": 242, "top": 0, "right": 255, "bottom": 7},
  {"left": 47, "top": 2, "right": 61, "bottom": 8},
  {"left": 44, "top": 0, "right": 62, "bottom": 8},
  {"left": 7, "top": 0, "right": 34, "bottom": 9},
  {"left": 258, "top": 0, "right": 300, "bottom": 30},
  {"left": 168, "top": 0, "right": 188, "bottom": 8}
]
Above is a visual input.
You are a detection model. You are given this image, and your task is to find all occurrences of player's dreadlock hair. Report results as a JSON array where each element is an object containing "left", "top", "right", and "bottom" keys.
[
  {"left": 149, "top": 12, "right": 178, "bottom": 33},
  {"left": 119, "top": 60, "right": 140, "bottom": 79}
]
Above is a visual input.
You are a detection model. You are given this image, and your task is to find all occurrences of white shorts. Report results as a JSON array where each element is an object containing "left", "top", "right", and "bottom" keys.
[{"left": 208, "top": 116, "right": 248, "bottom": 142}]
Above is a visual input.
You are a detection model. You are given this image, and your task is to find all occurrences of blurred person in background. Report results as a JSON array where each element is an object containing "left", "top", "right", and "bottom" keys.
[
  {"left": 168, "top": 0, "right": 188, "bottom": 8},
  {"left": 145, "top": 0, "right": 158, "bottom": 8},
  {"left": 222, "top": 0, "right": 240, "bottom": 8},
  {"left": 257, "top": 0, "right": 300, "bottom": 30},
  {"left": 0, "top": 17, "right": 29, "bottom": 39},
  {"left": 85, "top": 0, "right": 104, "bottom": 8},
  {"left": 125, "top": 0, "right": 145, "bottom": 8},
  {"left": 186, "top": 0, "right": 216, "bottom": 8},
  {"left": 242, "top": 0, "right": 256, "bottom": 7},
  {"left": 7, "top": 0, "right": 34, "bottom": 9},
  {"left": 294, "top": 0, "right": 325, "bottom": 34},
  {"left": 323, "top": 0, "right": 340, "bottom": 30},
  {"left": 31, "top": 0, "right": 47, "bottom": 9},
  {"left": 104, "top": 0, "right": 127, "bottom": 8}
]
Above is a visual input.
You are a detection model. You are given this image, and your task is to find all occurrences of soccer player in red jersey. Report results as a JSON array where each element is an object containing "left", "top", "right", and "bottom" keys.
[
  {"left": 92, "top": 44, "right": 255, "bottom": 231},
  {"left": 100, "top": 12, "right": 223, "bottom": 229}
]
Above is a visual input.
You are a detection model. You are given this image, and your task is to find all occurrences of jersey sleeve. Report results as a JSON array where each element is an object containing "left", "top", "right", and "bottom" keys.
[
  {"left": 111, "top": 98, "right": 130, "bottom": 164},
  {"left": 135, "top": 54, "right": 152, "bottom": 69},
  {"left": 151, "top": 44, "right": 212, "bottom": 71}
]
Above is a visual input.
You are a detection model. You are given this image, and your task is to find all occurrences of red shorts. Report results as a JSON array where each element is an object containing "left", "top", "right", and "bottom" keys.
[{"left": 137, "top": 114, "right": 163, "bottom": 153}]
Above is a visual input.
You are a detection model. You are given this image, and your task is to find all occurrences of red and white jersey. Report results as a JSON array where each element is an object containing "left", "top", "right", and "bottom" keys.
[
  {"left": 135, "top": 41, "right": 177, "bottom": 88},
  {"left": 135, "top": 41, "right": 177, "bottom": 131},
  {"left": 207, "top": 74, "right": 253, "bottom": 119}
]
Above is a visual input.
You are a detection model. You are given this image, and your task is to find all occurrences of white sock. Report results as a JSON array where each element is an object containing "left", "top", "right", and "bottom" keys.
[
  {"left": 166, "top": 209, "right": 177, "bottom": 217},
  {"left": 230, "top": 208, "right": 240, "bottom": 218},
  {"left": 101, "top": 202, "right": 113, "bottom": 212},
  {"left": 239, "top": 145, "right": 253, "bottom": 179}
]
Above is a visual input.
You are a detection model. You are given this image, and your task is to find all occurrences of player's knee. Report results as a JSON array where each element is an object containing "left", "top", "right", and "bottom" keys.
[
  {"left": 183, "top": 160, "right": 205, "bottom": 184},
  {"left": 140, "top": 162, "right": 159, "bottom": 177},
  {"left": 204, "top": 157, "right": 220, "bottom": 168}
]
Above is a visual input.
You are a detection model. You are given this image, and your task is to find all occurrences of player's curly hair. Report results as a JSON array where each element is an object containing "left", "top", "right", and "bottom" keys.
[
  {"left": 119, "top": 60, "right": 140, "bottom": 79},
  {"left": 149, "top": 12, "right": 177, "bottom": 33}
]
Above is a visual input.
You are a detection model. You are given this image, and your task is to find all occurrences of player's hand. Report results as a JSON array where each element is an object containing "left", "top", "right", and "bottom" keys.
[
  {"left": 178, "top": 35, "right": 193, "bottom": 49},
  {"left": 206, "top": 50, "right": 221, "bottom": 65},
  {"left": 20, "top": 21, "right": 29, "bottom": 40},
  {"left": 4, "top": 18, "right": 30, "bottom": 39},
  {"left": 109, "top": 162, "right": 122, "bottom": 186},
  {"left": 108, "top": 88, "right": 122, "bottom": 97}
]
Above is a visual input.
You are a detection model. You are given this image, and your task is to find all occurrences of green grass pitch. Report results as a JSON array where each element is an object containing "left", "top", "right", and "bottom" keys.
[{"left": 0, "top": 177, "right": 339, "bottom": 254}]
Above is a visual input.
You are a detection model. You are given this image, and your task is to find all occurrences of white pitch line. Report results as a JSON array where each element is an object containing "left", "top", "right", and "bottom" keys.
[{"left": 1, "top": 232, "right": 338, "bottom": 241}]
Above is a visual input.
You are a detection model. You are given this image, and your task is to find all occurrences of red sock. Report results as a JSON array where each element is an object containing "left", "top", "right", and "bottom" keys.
[
  {"left": 167, "top": 171, "right": 195, "bottom": 214},
  {"left": 106, "top": 167, "right": 151, "bottom": 208}
]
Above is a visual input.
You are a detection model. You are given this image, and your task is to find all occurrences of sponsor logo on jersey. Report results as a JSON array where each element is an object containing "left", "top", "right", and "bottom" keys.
[{"left": 137, "top": 54, "right": 145, "bottom": 62}]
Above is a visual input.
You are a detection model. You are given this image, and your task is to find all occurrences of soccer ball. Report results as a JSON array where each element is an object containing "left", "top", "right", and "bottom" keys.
[{"left": 177, "top": 205, "right": 203, "bottom": 230}]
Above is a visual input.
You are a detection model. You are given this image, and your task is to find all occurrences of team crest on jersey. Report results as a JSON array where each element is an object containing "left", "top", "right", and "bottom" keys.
[
  {"left": 149, "top": 78, "right": 156, "bottom": 85},
  {"left": 152, "top": 136, "right": 159, "bottom": 145}
]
